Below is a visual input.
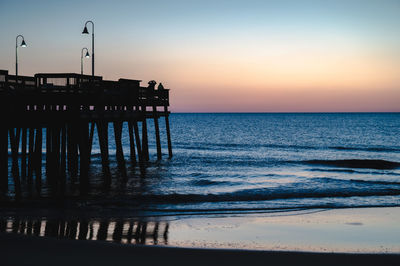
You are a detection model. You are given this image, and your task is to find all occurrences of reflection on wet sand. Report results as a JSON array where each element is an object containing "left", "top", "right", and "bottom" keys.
[{"left": 0, "top": 217, "right": 169, "bottom": 245}]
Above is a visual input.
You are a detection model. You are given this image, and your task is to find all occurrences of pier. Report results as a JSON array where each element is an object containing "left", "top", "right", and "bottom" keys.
[{"left": 0, "top": 69, "right": 172, "bottom": 197}]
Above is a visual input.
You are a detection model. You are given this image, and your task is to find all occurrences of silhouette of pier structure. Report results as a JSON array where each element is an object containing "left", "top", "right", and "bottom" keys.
[
  {"left": 0, "top": 216, "right": 169, "bottom": 245},
  {"left": 0, "top": 69, "right": 172, "bottom": 197}
]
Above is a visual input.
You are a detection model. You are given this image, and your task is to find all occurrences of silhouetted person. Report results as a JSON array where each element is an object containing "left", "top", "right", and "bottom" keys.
[
  {"left": 148, "top": 80, "right": 157, "bottom": 90},
  {"left": 157, "top": 83, "right": 165, "bottom": 90}
]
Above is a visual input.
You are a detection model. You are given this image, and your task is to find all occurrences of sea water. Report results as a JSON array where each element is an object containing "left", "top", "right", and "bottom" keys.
[{"left": 5, "top": 113, "right": 400, "bottom": 216}]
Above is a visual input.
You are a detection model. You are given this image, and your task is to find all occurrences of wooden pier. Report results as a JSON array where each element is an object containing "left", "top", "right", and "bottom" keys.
[{"left": 0, "top": 69, "right": 172, "bottom": 197}]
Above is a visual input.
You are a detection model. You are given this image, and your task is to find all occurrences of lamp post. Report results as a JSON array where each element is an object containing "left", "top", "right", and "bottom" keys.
[
  {"left": 15, "top": 35, "right": 27, "bottom": 78},
  {"left": 81, "top": 48, "right": 90, "bottom": 75},
  {"left": 82, "top": 21, "right": 94, "bottom": 76}
]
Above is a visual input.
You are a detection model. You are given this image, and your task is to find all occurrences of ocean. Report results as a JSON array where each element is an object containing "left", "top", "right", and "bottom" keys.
[{"left": 5, "top": 113, "right": 400, "bottom": 216}]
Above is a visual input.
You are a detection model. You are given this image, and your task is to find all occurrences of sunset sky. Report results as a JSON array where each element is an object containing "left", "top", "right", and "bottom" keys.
[{"left": 1, "top": 0, "right": 399, "bottom": 112}]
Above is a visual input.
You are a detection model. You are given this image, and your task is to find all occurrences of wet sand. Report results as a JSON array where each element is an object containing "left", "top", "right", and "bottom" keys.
[
  {"left": 167, "top": 207, "right": 400, "bottom": 253},
  {"left": 1, "top": 207, "right": 399, "bottom": 265}
]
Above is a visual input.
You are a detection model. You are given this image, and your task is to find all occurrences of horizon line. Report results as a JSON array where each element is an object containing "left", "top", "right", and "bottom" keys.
[{"left": 170, "top": 111, "right": 400, "bottom": 114}]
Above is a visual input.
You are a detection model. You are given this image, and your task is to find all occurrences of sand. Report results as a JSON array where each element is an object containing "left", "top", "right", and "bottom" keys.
[
  {"left": 1, "top": 207, "right": 399, "bottom": 265},
  {"left": 167, "top": 207, "right": 400, "bottom": 253},
  {"left": 1, "top": 233, "right": 399, "bottom": 266}
]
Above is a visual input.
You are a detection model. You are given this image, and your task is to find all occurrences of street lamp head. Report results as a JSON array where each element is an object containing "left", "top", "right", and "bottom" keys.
[
  {"left": 85, "top": 51, "right": 90, "bottom": 58},
  {"left": 82, "top": 26, "right": 89, "bottom": 34},
  {"left": 82, "top": 20, "right": 94, "bottom": 76},
  {"left": 21, "top": 39, "right": 27, "bottom": 47}
]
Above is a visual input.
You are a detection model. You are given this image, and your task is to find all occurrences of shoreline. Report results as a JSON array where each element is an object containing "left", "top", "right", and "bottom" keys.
[{"left": 1, "top": 207, "right": 399, "bottom": 254}]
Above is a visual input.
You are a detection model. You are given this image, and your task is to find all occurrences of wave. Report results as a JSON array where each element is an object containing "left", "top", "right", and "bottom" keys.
[
  {"left": 127, "top": 203, "right": 400, "bottom": 216},
  {"left": 308, "top": 168, "right": 400, "bottom": 176},
  {"left": 312, "top": 177, "right": 400, "bottom": 186},
  {"left": 175, "top": 142, "right": 319, "bottom": 151},
  {"left": 175, "top": 142, "right": 400, "bottom": 153},
  {"left": 330, "top": 146, "right": 400, "bottom": 152},
  {"left": 308, "top": 168, "right": 357, "bottom": 173},
  {"left": 191, "top": 179, "right": 234, "bottom": 186},
  {"left": 95, "top": 181, "right": 400, "bottom": 205},
  {"left": 303, "top": 159, "right": 400, "bottom": 170}
]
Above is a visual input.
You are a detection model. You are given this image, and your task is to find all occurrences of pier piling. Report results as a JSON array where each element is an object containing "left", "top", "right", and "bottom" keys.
[
  {"left": 27, "top": 128, "right": 35, "bottom": 186},
  {"left": 128, "top": 121, "right": 137, "bottom": 165},
  {"left": 21, "top": 128, "right": 27, "bottom": 179},
  {"left": 153, "top": 105, "right": 162, "bottom": 160},
  {"left": 113, "top": 121, "right": 126, "bottom": 175},
  {"left": 0, "top": 128, "right": 8, "bottom": 191},
  {"left": 34, "top": 128, "right": 42, "bottom": 191},
  {"left": 164, "top": 105, "right": 173, "bottom": 158}
]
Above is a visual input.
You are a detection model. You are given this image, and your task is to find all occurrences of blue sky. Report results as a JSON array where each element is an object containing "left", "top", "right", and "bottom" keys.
[{"left": 1, "top": 0, "right": 399, "bottom": 111}]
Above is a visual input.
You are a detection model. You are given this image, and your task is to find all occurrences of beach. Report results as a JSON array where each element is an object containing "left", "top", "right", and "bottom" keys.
[
  {"left": 1, "top": 207, "right": 400, "bottom": 265},
  {"left": 167, "top": 207, "right": 400, "bottom": 253}
]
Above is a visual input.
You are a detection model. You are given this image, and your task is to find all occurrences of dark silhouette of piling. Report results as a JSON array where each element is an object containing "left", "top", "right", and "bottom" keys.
[
  {"left": 45, "top": 126, "right": 51, "bottom": 182},
  {"left": 149, "top": 81, "right": 162, "bottom": 160},
  {"left": 9, "top": 128, "right": 21, "bottom": 197},
  {"left": 0, "top": 128, "right": 8, "bottom": 191},
  {"left": 133, "top": 121, "right": 142, "bottom": 158},
  {"left": 128, "top": 121, "right": 136, "bottom": 165},
  {"left": 21, "top": 128, "right": 27, "bottom": 179},
  {"left": 165, "top": 105, "right": 173, "bottom": 158},
  {"left": 60, "top": 125, "right": 67, "bottom": 193},
  {"left": 113, "top": 121, "right": 126, "bottom": 175},
  {"left": 97, "top": 121, "right": 111, "bottom": 183},
  {"left": 141, "top": 107, "right": 149, "bottom": 162},
  {"left": 159, "top": 83, "right": 172, "bottom": 158},
  {"left": 27, "top": 128, "right": 34, "bottom": 186},
  {"left": 34, "top": 128, "right": 42, "bottom": 191},
  {"left": 78, "top": 121, "right": 90, "bottom": 191},
  {"left": 67, "top": 123, "right": 79, "bottom": 178},
  {"left": 88, "top": 122, "right": 95, "bottom": 157}
]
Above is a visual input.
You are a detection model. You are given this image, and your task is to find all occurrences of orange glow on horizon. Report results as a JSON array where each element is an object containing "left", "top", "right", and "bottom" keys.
[{"left": 1, "top": 0, "right": 399, "bottom": 112}]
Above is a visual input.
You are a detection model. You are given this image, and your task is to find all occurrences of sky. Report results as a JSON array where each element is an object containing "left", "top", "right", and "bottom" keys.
[{"left": 0, "top": 0, "right": 399, "bottom": 112}]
